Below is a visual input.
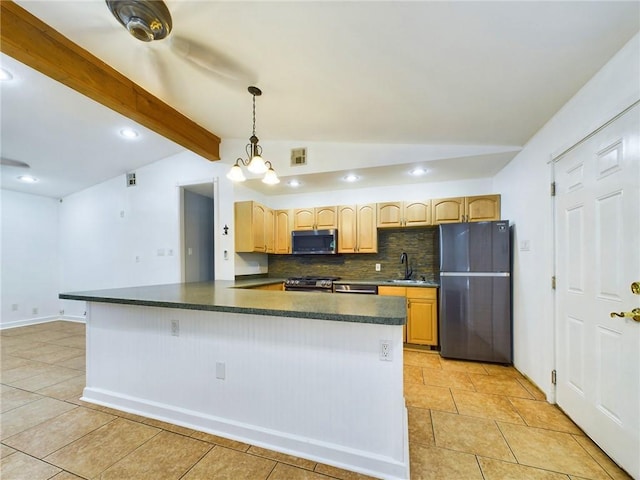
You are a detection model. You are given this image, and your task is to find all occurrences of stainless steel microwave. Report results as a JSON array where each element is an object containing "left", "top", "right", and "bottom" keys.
[{"left": 291, "top": 229, "right": 338, "bottom": 255}]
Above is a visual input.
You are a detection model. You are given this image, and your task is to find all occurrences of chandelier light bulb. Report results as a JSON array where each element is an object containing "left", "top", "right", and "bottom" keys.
[
  {"left": 262, "top": 167, "right": 280, "bottom": 185},
  {"left": 226, "top": 164, "right": 246, "bottom": 182},
  {"left": 247, "top": 155, "right": 268, "bottom": 174}
]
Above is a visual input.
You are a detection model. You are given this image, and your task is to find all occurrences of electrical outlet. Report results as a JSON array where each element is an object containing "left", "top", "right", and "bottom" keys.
[
  {"left": 375, "top": 263, "right": 381, "bottom": 271},
  {"left": 171, "top": 319, "right": 180, "bottom": 336},
  {"left": 379, "top": 340, "right": 392, "bottom": 361}
]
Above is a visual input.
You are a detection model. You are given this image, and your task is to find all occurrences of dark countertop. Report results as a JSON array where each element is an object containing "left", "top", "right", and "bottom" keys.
[{"left": 60, "top": 280, "right": 406, "bottom": 326}]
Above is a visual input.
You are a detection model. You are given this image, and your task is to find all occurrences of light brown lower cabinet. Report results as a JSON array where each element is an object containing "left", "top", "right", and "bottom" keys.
[
  {"left": 378, "top": 286, "right": 438, "bottom": 346},
  {"left": 378, "top": 286, "right": 408, "bottom": 342}
]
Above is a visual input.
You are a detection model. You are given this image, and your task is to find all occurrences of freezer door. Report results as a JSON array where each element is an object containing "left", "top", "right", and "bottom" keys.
[
  {"left": 439, "top": 275, "right": 512, "bottom": 363},
  {"left": 439, "top": 221, "right": 510, "bottom": 273}
]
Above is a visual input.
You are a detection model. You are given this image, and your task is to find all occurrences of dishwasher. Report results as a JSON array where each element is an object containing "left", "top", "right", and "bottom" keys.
[{"left": 333, "top": 284, "right": 378, "bottom": 294}]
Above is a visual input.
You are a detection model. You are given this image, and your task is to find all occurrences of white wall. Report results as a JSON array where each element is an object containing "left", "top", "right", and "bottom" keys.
[
  {"left": 267, "top": 177, "right": 494, "bottom": 210},
  {"left": 1, "top": 190, "right": 60, "bottom": 328},
  {"left": 493, "top": 33, "right": 640, "bottom": 399},
  {"left": 58, "top": 152, "right": 237, "bottom": 317},
  {"left": 225, "top": 139, "right": 497, "bottom": 275}
]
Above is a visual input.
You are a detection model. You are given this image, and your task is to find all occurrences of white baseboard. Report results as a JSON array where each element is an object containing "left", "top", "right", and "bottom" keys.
[
  {"left": 59, "top": 315, "right": 86, "bottom": 323},
  {"left": 0, "top": 315, "right": 58, "bottom": 330},
  {"left": 0, "top": 316, "right": 85, "bottom": 330},
  {"left": 81, "top": 387, "right": 409, "bottom": 480}
]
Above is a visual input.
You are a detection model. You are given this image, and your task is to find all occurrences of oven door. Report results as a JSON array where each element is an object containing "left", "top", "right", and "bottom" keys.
[
  {"left": 333, "top": 284, "right": 378, "bottom": 294},
  {"left": 284, "top": 286, "right": 332, "bottom": 293}
]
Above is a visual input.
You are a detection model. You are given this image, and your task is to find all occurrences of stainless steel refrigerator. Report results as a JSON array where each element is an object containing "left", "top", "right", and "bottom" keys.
[{"left": 439, "top": 221, "right": 512, "bottom": 364}]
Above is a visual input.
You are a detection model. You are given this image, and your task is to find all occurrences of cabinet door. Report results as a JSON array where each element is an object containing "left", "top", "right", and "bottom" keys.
[
  {"left": 465, "top": 195, "right": 501, "bottom": 222},
  {"left": 264, "top": 207, "right": 275, "bottom": 253},
  {"left": 378, "top": 286, "right": 407, "bottom": 342},
  {"left": 315, "top": 206, "right": 338, "bottom": 229},
  {"left": 432, "top": 197, "right": 464, "bottom": 224},
  {"left": 234, "top": 201, "right": 254, "bottom": 252},
  {"left": 274, "top": 210, "right": 291, "bottom": 254},
  {"left": 252, "top": 203, "right": 267, "bottom": 252},
  {"left": 338, "top": 205, "right": 357, "bottom": 253},
  {"left": 293, "top": 208, "right": 315, "bottom": 230},
  {"left": 404, "top": 201, "right": 431, "bottom": 227},
  {"left": 356, "top": 204, "right": 378, "bottom": 253},
  {"left": 406, "top": 288, "right": 438, "bottom": 346},
  {"left": 377, "top": 202, "right": 403, "bottom": 228}
]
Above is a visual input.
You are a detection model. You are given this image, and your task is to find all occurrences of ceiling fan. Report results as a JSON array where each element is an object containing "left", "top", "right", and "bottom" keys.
[
  {"left": 105, "top": 0, "right": 252, "bottom": 83},
  {"left": 0, "top": 158, "right": 30, "bottom": 169}
]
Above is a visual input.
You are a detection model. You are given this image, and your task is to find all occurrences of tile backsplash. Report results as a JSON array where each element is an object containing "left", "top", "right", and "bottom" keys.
[{"left": 268, "top": 227, "right": 439, "bottom": 281}]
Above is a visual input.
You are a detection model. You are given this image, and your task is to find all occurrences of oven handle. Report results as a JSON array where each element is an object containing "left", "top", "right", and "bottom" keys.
[
  {"left": 333, "top": 285, "right": 378, "bottom": 294},
  {"left": 284, "top": 287, "right": 333, "bottom": 293}
]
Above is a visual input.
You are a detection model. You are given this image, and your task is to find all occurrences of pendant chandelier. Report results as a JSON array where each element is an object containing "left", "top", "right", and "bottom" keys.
[{"left": 226, "top": 86, "right": 279, "bottom": 184}]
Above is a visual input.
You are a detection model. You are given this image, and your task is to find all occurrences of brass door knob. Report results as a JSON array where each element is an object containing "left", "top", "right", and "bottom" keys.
[
  {"left": 610, "top": 308, "right": 640, "bottom": 322},
  {"left": 631, "top": 281, "right": 640, "bottom": 295}
]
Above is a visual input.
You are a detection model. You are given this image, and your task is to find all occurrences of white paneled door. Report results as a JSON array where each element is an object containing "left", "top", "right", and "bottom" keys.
[{"left": 555, "top": 102, "right": 639, "bottom": 479}]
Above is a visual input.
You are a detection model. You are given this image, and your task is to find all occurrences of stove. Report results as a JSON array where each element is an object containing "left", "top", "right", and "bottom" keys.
[{"left": 284, "top": 276, "right": 341, "bottom": 292}]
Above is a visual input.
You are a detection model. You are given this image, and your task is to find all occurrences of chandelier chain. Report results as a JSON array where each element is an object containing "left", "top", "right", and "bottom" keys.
[{"left": 252, "top": 92, "right": 257, "bottom": 137}]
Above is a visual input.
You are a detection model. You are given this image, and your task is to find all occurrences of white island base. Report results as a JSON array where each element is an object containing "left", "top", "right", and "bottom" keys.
[{"left": 83, "top": 303, "right": 409, "bottom": 479}]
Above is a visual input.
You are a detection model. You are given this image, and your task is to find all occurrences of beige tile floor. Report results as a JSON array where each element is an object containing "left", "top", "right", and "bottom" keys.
[{"left": 0, "top": 321, "right": 632, "bottom": 480}]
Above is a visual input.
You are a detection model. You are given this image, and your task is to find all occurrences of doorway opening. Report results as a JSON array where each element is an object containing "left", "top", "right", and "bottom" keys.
[{"left": 181, "top": 182, "right": 215, "bottom": 282}]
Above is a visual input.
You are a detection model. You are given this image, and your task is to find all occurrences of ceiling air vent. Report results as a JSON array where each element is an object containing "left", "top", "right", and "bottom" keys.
[
  {"left": 126, "top": 172, "right": 137, "bottom": 187},
  {"left": 291, "top": 148, "right": 307, "bottom": 166}
]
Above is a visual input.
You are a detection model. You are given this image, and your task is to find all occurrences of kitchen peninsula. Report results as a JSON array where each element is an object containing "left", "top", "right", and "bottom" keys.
[{"left": 60, "top": 280, "right": 409, "bottom": 480}]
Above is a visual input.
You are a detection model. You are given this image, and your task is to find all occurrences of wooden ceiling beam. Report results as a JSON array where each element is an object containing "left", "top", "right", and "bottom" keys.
[{"left": 0, "top": 1, "right": 220, "bottom": 161}]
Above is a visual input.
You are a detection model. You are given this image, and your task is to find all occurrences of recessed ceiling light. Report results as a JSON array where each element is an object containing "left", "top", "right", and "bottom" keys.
[
  {"left": 409, "top": 167, "right": 429, "bottom": 176},
  {"left": 119, "top": 127, "right": 139, "bottom": 139},
  {"left": 0, "top": 68, "right": 13, "bottom": 81},
  {"left": 287, "top": 180, "right": 302, "bottom": 187},
  {"left": 17, "top": 175, "right": 38, "bottom": 183},
  {"left": 343, "top": 174, "right": 360, "bottom": 182}
]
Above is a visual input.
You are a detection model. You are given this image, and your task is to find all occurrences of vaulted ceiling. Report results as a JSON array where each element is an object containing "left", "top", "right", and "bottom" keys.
[{"left": 1, "top": 1, "right": 638, "bottom": 198}]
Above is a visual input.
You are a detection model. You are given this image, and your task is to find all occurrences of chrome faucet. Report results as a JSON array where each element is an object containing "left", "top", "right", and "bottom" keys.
[{"left": 400, "top": 252, "right": 413, "bottom": 280}]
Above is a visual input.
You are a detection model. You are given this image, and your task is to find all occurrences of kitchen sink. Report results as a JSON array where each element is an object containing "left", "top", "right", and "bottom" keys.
[{"left": 386, "top": 279, "right": 432, "bottom": 285}]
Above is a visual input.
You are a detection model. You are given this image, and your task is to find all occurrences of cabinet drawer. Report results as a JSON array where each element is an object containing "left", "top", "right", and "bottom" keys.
[{"left": 406, "top": 287, "right": 437, "bottom": 299}]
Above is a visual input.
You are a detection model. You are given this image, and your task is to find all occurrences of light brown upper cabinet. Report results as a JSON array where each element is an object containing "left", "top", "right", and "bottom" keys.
[
  {"left": 293, "top": 206, "right": 338, "bottom": 230},
  {"left": 338, "top": 204, "right": 378, "bottom": 253},
  {"left": 274, "top": 209, "right": 292, "bottom": 254},
  {"left": 264, "top": 207, "right": 275, "bottom": 253},
  {"left": 432, "top": 195, "right": 501, "bottom": 224},
  {"left": 377, "top": 200, "right": 431, "bottom": 228},
  {"left": 234, "top": 201, "right": 274, "bottom": 253},
  {"left": 431, "top": 197, "right": 464, "bottom": 224},
  {"left": 465, "top": 195, "right": 501, "bottom": 222}
]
